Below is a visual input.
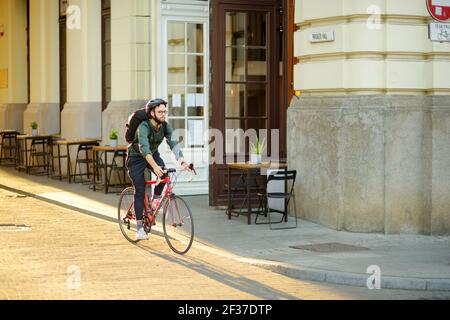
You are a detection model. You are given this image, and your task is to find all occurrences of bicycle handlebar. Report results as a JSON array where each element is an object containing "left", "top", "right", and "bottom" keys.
[{"left": 163, "top": 163, "right": 196, "bottom": 175}]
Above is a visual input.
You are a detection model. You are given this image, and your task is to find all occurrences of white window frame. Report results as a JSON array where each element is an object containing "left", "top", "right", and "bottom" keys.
[{"left": 157, "top": 1, "right": 210, "bottom": 195}]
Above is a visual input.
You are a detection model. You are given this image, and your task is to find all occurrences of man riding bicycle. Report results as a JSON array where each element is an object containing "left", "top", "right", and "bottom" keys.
[{"left": 126, "top": 98, "right": 191, "bottom": 241}]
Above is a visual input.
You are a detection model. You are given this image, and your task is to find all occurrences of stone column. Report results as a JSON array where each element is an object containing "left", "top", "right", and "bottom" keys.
[
  {"left": 61, "top": 0, "right": 102, "bottom": 140},
  {"left": 0, "top": 0, "right": 28, "bottom": 133},
  {"left": 101, "top": 0, "right": 151, "bottom": 146},
  {"left": 289, "top": 0, "right": 450, "bottom": 235},
  {"left": 23, "top": 0, "right": 60, "bottom": 135}
]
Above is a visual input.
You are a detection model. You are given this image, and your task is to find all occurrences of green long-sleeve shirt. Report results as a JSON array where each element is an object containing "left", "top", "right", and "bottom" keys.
[{"left": 127, "top": 120, "right": 184, "bottom": 160}]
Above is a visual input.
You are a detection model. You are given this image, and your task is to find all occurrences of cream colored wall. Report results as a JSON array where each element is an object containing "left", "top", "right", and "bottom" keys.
[
  {"left": 0, "top": 0, "right": 28, "bottom": 132},
  {"left": 0, "top": 0, "right": 10, "bottom": 103},
  {"left": 294, "top": 0, "right": 450, "bottom": 96},
  {"left": 29, "top": 0, "right": 59, "bottom": 104},
  {"left": 111, "top": 0, "right": 151, "bottom": 101},
  {"left": 66, "top": 0, "right": 101, "bottom": 103},
  {"left": 61, "top": 0, "right": 102, "bottom": 140},
  {"left": 9, "top": 0, "right": 28, "bottom": 104}
]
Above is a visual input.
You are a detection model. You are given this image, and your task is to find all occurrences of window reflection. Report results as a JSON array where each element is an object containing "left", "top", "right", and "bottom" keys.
[
  {"left": 224, "top": 11, "right": 269, "bottom": 153},
  {"left": 226, "top": 84, "right": 245, "bottom": 117},
  {"left": 168, "top": 22, "right": 185, "bottom": 53},
  {"left": 225, "top": 47, "right": 245, "bottom": 82},
  {"left": 187, "top": 87, "right": 205, "bottom": 117},
  {"left": 187, "top": 24, "right": 203, "bottom": 53},
  {"left": 187, "top": 55, "right": 204, "bottom": 85},
  {"left": 225, "top": 12, "right": 245, "bottom": 47},
  {"left": 168, "top": 86, "right": 185, "bottom": 117},
  {"left": 168, "top": 54, "right": 185, "bottom": 85}
]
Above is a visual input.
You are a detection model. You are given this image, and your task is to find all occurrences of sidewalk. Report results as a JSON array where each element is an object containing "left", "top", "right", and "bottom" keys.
[{"left": 1, "top": 167, "right": 449, "bottom": 291}]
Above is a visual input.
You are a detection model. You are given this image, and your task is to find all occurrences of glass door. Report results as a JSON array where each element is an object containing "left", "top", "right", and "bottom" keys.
[
  {"left": 210, "top": 0, "right": 285, "bottom": 206},
  {"left": 225, "top": 11, "right": 268, "bottom": 156},
  {"left": 166, "top": 21, "right": 206, "bottom": 150},
  {"left": 159, "top": 12, "right": 210, "bottom": 196}
]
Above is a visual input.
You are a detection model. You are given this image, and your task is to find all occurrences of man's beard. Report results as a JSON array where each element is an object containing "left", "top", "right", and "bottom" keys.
[{"left": 154, "top": 116, "right": 164, "bottom": 125}]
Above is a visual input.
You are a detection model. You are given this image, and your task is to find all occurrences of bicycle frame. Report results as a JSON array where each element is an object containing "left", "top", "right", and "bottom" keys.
[
  {"left": 119, "top": 166, "right": 196, "bottom": 253},
  {"left": 125, "top": 170, "right": 189, "bottom": 227}
]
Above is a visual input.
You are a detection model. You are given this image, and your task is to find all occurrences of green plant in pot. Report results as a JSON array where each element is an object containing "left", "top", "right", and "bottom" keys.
[
  {"left": 109, "top": 129, "right": 119, "bottom": 147},
  {"left": 30, "top": 121, "right": 38, "bottom": 136},
  {"left": 250, "top": 137, "right": 266, "bottom": 164}
]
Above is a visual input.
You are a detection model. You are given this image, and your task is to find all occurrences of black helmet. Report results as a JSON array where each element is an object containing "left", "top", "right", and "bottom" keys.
[{"left": 145, "top": 98, "right": 167, "bottom": 114}]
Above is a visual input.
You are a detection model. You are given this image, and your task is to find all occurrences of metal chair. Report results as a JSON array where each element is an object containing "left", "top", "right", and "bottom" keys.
[
  {"left": 0, "top": 131, "right": 19, "bottom": 166},
  {"left": 29, "top": 137, "right": 53, "bottom": 176},
  {"left": 73, "top": 143, "right": 98, "bottom": 183},
  {"left": 106, "top": 150, "right": 129, "bottom": 192},
  {"left": 255, "top": 170, "right": 298, "bottom": 230},
  {"left": 226, "top": 168, "right": 263, "bottom": 218}
]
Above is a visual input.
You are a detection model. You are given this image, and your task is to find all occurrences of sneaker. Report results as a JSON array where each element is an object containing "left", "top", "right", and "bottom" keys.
[{"left": 135, "top": 227, "right": 149, "bottom": 241}]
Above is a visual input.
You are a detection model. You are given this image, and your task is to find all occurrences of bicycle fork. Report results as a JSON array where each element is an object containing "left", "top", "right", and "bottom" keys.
[{"left": 167, "top": 194, "right": 184, "bottom": 228}]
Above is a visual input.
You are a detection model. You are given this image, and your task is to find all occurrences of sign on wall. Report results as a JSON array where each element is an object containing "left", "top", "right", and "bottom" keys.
[
  {"left": 309, "top": 31, "right": 335, "bottom": 43},
  {"left": 427, "top": 0, "right": 450, "bottom": 21},
  {"left": 429, "top": 22, "right": 450, "bottom": 41}
]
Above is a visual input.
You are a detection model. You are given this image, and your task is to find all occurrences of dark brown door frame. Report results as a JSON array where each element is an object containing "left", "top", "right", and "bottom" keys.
[
  {"left": 59, "top": 1, "right": 67, "bottom": 113},
  {"left": 27, "top": 0, "right": 30, "bottom": 104},
  {"left": 101, "top": 0, "right": 111, "bottom": 111},
  {"left": 209, "top": 0, "right": 288, "bottom": 206}
]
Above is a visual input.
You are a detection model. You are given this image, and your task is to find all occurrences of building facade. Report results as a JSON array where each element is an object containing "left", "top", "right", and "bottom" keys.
[
  {"left": 288, "top": 0, "right": 450, "bottom": 235},
  {"left": 0, "top": 0, "right": 449, "bottom": 234}
]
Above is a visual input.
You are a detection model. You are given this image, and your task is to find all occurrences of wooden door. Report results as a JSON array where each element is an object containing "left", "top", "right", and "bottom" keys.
[{"left": 210, "top": 0, "right": 287, "bottom": 206}]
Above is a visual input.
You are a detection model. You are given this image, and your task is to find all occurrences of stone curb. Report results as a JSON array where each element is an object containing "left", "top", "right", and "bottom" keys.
[
  {"left": 242, "top": 260, "right": 450, "bottom": 292},
  {"left": 1, "top": 183, "right": 450, "bottom": 292}
]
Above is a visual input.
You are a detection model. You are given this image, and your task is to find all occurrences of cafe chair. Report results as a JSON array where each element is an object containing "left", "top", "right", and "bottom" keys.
[
  {"left": 106, "top": 150, "right": 129, "bottom": 192},
  {"left": 90, "top": 151, "right": 106, "bottom": 190},
  {"left": 73, "top": 143, "right": 98, "bottom": 184},
  {"left": 255, "top": 169, "right": 298, "bottom": 230},
  {"left": 30, "top": 137, "right": 53, "bottom": 176},
  {"left": 0, "top": 131, "right": 19, "bottom": 166}
]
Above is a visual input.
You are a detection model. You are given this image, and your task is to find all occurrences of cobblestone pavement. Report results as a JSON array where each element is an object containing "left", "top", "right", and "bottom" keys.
[{"left": 1, "top": 189, "right": 449, "bottom": 300}]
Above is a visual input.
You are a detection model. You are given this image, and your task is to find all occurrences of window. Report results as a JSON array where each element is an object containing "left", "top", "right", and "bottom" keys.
[
  {"left": 166, "top": 22, "right": 206, "bottom": 149},
  {"left": 225, "top": 11, "right": 268, "bottom": 154}
]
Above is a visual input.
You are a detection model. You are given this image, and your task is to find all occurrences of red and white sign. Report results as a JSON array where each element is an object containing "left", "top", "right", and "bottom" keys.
[{"left": 427, "top": 0, "right": 450, "bottom": 21}]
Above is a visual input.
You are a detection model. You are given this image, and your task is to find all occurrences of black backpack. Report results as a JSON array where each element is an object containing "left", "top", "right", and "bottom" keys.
[
  {"left": 125, "top": 108, "right": 151, "bottom": 144},
  {"left": 125, "top": 98, "right": 168, "bottom": 146}
]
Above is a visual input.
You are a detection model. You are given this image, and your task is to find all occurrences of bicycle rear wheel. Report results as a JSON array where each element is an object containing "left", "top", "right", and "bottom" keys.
[
  {"left": 118, "top": 187, "right": 139, "bottom": 243},
  {"left": 162, "top": 195, "right": 194, "bottom": 255}
]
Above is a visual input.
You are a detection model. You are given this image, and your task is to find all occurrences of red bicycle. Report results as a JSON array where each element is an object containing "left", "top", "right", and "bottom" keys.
[{"left": 118, "top": 164, "right": 196, "bottom": 255}]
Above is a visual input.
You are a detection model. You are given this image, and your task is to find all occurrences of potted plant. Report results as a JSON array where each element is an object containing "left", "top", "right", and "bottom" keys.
[
  {"left": 30, "top": 121, "right": 38, "bottom": 136},
  {"left": 109, "top": 129, "right": 119, "bottom": 147},
  {"left": 249, "top": 137, "right": 266, "bottom": 164}
]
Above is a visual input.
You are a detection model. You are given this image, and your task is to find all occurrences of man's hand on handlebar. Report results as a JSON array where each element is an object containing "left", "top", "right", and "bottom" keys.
[
  {"left": 182, "top": 162, "right": 192, "bottom": 172},
  {"left": 153, "top": 165, "right": 165, "bottom": 178},
  {"left": 179, "top": 160, "right": 197, "bottom": 176}
]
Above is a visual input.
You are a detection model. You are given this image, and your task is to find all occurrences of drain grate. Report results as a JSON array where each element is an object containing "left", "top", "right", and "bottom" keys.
[
  {"left": 0, "top": 224, "right": 31, "bottom": 232},
  {"left": 289, "top": 242, "right": 369, "bottom": 253}
]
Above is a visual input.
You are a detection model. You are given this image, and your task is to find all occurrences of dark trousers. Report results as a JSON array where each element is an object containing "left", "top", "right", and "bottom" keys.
[{"left": 126, "top": 152, "right": 166, "bottom": 221}]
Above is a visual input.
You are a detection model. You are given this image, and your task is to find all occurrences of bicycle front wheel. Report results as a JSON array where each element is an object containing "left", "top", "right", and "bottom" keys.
[
  {"left": 162, "top": 195, "right": 194, "bottom": 255},
  {"left": 118, "top": 187, "right": 139, "bottom": 243}
]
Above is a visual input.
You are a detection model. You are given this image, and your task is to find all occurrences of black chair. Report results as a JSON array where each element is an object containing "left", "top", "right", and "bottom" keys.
[
  {"left": 106, "top": 150, "right": 129, "bottom": 192},
  {"left": 255, "top": 170, "right": 298, "bottom": 230},
  {"left": 73, "top": 143, "right": 98, "bottom": 183},
  {"left": 90, "top": 151, "right": 106, "bottom": 190},
  {"left": 226, "top": 168, "right": 263, "bottom": 218},
  {"left": 0, "top": 131, "right": 19, "bottom": 166},
  {"left": 29, "top": 137, "right": 53, "bottom": 176}
]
